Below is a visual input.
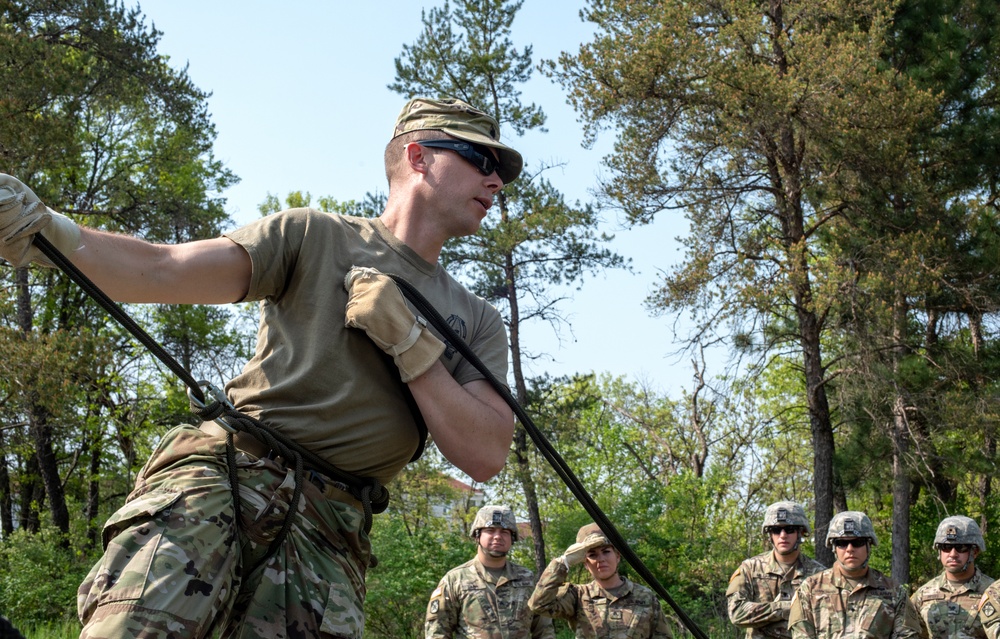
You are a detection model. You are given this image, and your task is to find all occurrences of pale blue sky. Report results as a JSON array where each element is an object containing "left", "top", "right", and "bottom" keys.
[{"left": 137, "top": 0, "right": 700, "bottom": 395}]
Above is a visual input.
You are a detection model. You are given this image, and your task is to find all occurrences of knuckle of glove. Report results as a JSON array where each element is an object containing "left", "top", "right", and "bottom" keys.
[{"left": 0, "top": 179, "right": 49, "bottom": 244}]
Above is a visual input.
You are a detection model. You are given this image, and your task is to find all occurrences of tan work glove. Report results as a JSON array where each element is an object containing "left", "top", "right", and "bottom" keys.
[
  {"left": 559, "top": 536, "right": 605, "bottom": 570},
  {"left": 0, "top": 174, "right": 81, "bottom": 268},
  {"left": 344, "top": 266, "right": 445, "bottom": 383}
]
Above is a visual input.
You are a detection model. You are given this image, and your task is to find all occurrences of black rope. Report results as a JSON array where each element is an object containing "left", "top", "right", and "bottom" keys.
[
  {"left": 387, "top": 273, "right": 709, "bottom": 639},
  {"left": 30, "top": 234, "right": 389, "bottom": 529},
  {"left": 30, "top": 231, "right": 703, "bottom": 637}
]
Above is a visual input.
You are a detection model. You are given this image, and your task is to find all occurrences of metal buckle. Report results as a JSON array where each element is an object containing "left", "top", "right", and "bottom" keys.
[{"left": 187, "top": 380, "right": 238, "bottom": 434}]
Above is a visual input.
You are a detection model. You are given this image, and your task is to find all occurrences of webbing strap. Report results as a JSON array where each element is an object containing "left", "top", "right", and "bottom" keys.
[
  {"left": 29, "top": 234, "right": 389, "bottom": 525},
  {"left": 387, "top": 273, "right": 708, "bottom": 639}
]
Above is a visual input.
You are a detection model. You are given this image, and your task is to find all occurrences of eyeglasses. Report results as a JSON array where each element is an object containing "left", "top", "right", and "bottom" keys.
[
  {"left": 831, "top": 538, "right": 868, "bottom": 549},
  {"left": 416, "top": 139, "right": 499, "bottom": 177},
  {"left": 938, "top": 543, "right": 972, "bottom": 553},
  {"left": 768, "top": 526, "right": 801, "bottom": 535}
]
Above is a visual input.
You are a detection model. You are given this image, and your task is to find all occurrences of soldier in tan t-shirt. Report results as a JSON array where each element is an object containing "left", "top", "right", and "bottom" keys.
[{"left": 0, "top": 97, "right": 522, "bottom": 639}]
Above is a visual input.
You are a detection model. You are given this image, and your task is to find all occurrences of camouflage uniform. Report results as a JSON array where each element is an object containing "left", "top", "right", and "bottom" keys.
[
  {"left": 788, "top": 564, "right": 923, "bottom": 638},
  {"left": 425, "top": 557, "right": 554, "bottom": 639},
  {"left": 912, "top": 568, "right": 994, "bottom": 639},
  {"left": 77, "top": 424, "right": 370, "bottom": 639},
  {"left": 979, "top": 581, "right": 1000, "bottom": 639},
  {"left": 527, "top": 558, "right": 674, "bottom": 638},
  {"left": 727, "top": 550, "right": 826, "bottom": 639}
]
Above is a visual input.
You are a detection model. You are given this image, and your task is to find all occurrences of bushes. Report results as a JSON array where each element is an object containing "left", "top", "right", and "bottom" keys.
[{"left": 0, "top": 529, "right": 96, "bottom": 629}]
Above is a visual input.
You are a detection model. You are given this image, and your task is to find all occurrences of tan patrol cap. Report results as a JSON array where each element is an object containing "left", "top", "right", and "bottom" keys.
[
  {"left": 393, "top": 97, "right": 523, "bottom": 184},
  {"left": 576, "top": 522, "right": 611, "bottom": 546}
]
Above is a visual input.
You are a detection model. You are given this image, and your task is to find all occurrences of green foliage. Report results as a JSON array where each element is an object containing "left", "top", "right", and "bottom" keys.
[
  {"left": 0, "top": 528, "right": 96, "bottom": 627},
  {"left": 364, "top": 517, "right": 471, "bottom": 639},
  {"left": 258, "top": 191, "right": 387, "bottom": 218}
]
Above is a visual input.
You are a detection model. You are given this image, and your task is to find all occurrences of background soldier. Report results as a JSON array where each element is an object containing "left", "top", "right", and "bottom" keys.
[
  {"left": 528, "top": 522, "right": 677, "bottom": 639},
  {"left": 912, "top": 515, "right": 994, "bottom": 638},
  {"left": 727, "top": 500, "right": 826, "bottom": 639},
  {"left": 425, "top": 504, "right": 554, "bottom": 639},
  {"left": 788, "top": 510, "right": 922, "bottom": 639},
  {"left": 979, "top": 580, "right": 1000, "bottom": 639}
]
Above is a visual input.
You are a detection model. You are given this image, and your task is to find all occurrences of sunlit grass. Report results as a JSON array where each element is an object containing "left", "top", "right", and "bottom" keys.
[{"left": 22, "top": 620, "right": 80, "bottom": 639}]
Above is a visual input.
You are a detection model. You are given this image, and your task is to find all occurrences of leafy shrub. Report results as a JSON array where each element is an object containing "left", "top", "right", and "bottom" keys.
[{"left": 0, "top": 529, "right": 96, "bottom": 628}]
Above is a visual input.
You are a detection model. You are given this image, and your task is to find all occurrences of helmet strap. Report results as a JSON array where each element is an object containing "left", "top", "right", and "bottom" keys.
[{"left": 477, "top": 535, "right": 509, "bottom": 559}]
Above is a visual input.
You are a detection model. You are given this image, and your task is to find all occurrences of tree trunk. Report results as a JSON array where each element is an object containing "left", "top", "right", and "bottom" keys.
[
  {"left": 971, "top": 311, "right": 991, "bottom": 538},
  {"left": 29, "top": 404, "right": 71, "bottom": 540},
  {"left": 504, "top": 232, "right": 547, "bottom": 574},
  {"left": 799, "top": 310, "right": 836, "bottom": 567},
  {"left": 0, "top": 431, "right": 13, "bottom": 537},
  {"left": 891, "top": 402, "right": 911, "bottom": 587},
  {"left": 16, "top": 265, "right": 71, "bottom": 540},
  {"left": 18, "top": 454, "right": 42, "bottom": 533},
  {"left": 85, "top": 439, "right": 102, "bottom": 547},
  {"left": 890, "top": 289, "right": 910, "bottom": 587},
  {"left": 978, "top": 434, "right": 994, "bottom": 540}
]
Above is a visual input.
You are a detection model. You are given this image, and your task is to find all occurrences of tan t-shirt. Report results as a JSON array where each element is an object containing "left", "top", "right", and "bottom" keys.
[{"left": 223, "top": 209, "right": 509, "bottom": 485}]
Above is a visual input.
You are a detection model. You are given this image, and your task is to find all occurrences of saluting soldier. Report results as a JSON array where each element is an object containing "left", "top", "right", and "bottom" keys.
[{"left": 528, "top": 523, "right": 678, "bottom": 639}]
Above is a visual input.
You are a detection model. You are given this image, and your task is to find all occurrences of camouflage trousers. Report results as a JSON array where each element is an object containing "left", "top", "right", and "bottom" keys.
[{"left": 77, "top": 424, "right": 371, "bottom": 639}]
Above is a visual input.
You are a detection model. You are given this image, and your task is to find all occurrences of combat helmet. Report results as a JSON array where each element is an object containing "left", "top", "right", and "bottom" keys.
[
  {"left": 761, "top": 501, "right": 811, "bottom": 535},
  {"left": 934, "top": 516, "right": 985, "bottom": 553},
  {"left": 826, "top": 510, "right": 878, "bottom": 548},
  {"left": 470, "top": 504, "right": 518, "bottom": 542}
]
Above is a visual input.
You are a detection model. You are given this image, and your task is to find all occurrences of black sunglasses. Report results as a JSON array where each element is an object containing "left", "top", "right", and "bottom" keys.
[
  {"left": 831, "top": 538, "right": 868, "bottom": 549},
  {"left": 939, "top": 543, "right": 972, "bottom": 553},
  {"left": 768, "top": 526, "right": 801, "bottom": 535},
  {"left": 416, "top": 139, "right": 499, "bottom": 177}
]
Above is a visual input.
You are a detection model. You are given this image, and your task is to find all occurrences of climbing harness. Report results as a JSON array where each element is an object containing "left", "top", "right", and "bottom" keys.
[
  {"left": 30, "top": 234, "right": 388, "bottom": 575},
  {"left": 33, "top": 233, "right": 709, "bottom": 639}
]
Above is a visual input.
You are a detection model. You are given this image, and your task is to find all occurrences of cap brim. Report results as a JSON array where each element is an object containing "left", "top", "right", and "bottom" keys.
[{"left": 440, "top": 127, "right": 523, "bottom": 184}]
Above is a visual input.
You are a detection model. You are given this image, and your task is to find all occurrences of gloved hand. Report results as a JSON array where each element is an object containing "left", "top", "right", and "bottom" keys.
[
  {"left": 0, "top": 174, "right": 81, "bottom": 268},
  {"left": 559, "top": 536, "right": 605, "bottom": 569},
  {"left": 344, "top": 266, "right": 445, "bottom": 383}
]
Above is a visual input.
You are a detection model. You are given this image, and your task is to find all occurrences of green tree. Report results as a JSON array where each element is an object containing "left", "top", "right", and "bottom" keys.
[
  {"left": 364, "top": 516, "right": 470, "bottom": 639},
  {"left": 391, "top": 0, "right": 628, "bottom": 573},
  {"left": 0, "top": 0, "right": 238, "bottom": 550},
  {"left": 544, "top": 0, "right": 941, "bottom": 566}
]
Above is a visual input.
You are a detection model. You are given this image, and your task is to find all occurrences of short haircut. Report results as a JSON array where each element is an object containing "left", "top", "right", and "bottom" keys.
[{"left": 384, "top": 131, "right": 429, "bottom": 186}]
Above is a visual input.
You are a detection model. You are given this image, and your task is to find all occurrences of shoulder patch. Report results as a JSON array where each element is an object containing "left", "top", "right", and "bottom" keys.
[
  {"left": 983, "top": 602, "right": 997, "bottom": 618},
  {"left": 730, "top": 569, "right": 742, "bottom": 583},
  {"left": 429, "top": 600, "right": 440, "bottom": 614},
  {"left": 431, "top": 586, "right": 443, "bottom": 599}
]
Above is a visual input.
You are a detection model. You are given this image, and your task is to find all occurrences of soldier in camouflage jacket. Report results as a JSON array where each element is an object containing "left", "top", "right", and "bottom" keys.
[
  {"left": 425, "top": 505, "right": 554, "bottom": 639},
  {"left": 788, "top": 511, "right": 922, "bottom": 639},
  {"left": 528, "top": 523, "right": 677, "bottom": 639},
  {"left": 911, "top": 516, "right": 993, "bottom": 639},
  {"left": 978, "top": 581, "right": 1000, "bottom": 639},
  {"left": 727, "top": 501, "right": 826, "bottom": 639}
]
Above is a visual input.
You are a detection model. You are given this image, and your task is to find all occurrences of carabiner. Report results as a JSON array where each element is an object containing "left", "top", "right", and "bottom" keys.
[{"left": 188, "top": 380, "right": 238, "bottom": 434}]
